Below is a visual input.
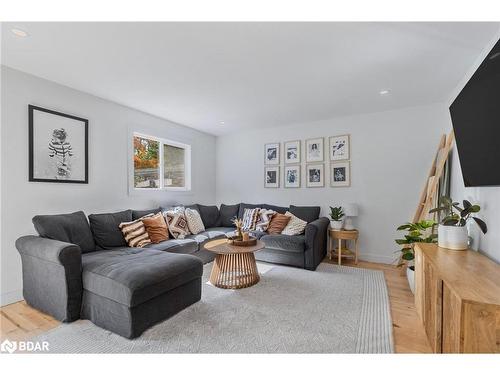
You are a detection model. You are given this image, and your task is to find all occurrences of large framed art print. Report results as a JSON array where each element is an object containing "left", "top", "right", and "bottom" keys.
[{"left": 29, "top": 105, "right": 88, "bottom": 183}]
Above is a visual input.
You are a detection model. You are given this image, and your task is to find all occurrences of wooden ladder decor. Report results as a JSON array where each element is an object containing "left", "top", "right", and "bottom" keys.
[{"left": 412, "top": 130, "right": 455, "bottom": 223}]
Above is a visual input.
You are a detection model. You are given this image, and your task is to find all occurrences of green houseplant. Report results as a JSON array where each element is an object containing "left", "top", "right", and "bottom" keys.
[
  {"left": 395, "top": 220, "right": 437, "bottom": 294},
  {"left": 429, "top": 196, "right": 487, "bottom": 250},
  {"left": 329, "top": 206, "right": 344, "bottom": 230}
]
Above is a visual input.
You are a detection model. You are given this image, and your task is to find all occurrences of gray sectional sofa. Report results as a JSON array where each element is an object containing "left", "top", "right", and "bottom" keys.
[{"left": 15, "top": 202, "right": 328, "bottom": 338}]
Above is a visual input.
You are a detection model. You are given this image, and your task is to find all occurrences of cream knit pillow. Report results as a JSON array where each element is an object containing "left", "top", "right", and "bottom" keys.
[
  {"left": 281, "top": 211, "right": 307, "bottom": 235},
  {"left": 185, "top": 208, "right": 205, "bottom": 235}
]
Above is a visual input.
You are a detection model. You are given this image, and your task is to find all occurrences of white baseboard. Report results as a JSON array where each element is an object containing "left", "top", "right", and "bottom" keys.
[
  {"left": 0, "top": 289, "right": 23, "bottom": 307},
  {"left": 358, "top": 253, "right": 394, "bottom": 265}
]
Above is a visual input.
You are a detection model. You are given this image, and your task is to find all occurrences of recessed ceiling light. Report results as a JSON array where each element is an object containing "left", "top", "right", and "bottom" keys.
[
  {"left": 379, "top": 89, "right": 390, "bottom": 95},
  {"left": 11, "top": 28, "right": 28, "bottom": 38},
  {"left": 219, "top": 121, "right": 225, "bottom": 125}
]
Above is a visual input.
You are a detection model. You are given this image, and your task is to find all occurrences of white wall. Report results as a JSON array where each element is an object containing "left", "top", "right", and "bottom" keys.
[
  {"left": 216, "top": 104, "right": 450, "bottom": 264},
  {"left": 0, "top": 66, "right": 217, "bottom": 306}
]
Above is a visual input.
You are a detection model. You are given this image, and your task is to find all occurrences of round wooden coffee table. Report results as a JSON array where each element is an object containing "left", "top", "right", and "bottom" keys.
[{"left": 204, "top": 238, "right": 264, "bottom": 289}]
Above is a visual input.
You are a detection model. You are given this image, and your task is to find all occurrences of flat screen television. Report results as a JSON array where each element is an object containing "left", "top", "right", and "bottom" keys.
[{"left": 449, "top": 38, "right": 500, "bottom": 187}]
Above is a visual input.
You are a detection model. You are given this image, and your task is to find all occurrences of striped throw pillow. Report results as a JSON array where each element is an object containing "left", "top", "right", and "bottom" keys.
[
  {"left": 242, "top": 208, "right": 261, "bottom": 231},
  {"left": 119, "top": 217, "right": 152, "bottom": 248}
]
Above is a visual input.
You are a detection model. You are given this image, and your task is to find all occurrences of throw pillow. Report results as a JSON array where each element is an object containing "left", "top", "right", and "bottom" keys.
[
  {"left": 266, "top": 213, "right": 291, "bottom": 234},
  {"left": 163, "top": 208, "right": 190, "bottom": 239},
  {"left": 185, "top": 208, "right": 206, "bottom": 234},
  {"left": 141, "top": 213, "right": 169, "bottom": 243},
  {"left": 242, "top": 208, "right": 261, "bottom": 231},
  {"left": 255, "top": 209, "right": 276, "bottom": 232},
  {"left": 281, "top": 211, "right": 308, "bottom": 235},
  {"left": 119, "top": 217, "right": 152, "bottom": 248}
]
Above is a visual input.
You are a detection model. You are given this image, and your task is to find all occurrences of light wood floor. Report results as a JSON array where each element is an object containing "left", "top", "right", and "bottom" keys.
[{"left": 0, "top": 259, "right": 431, "bottom": 353}]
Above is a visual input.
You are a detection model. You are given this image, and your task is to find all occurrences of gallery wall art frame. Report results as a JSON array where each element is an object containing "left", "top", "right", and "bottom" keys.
[
  {"left": 306, "top": 163, "right": 324, "bottom": 188},
  {"left": 264, "top": 166, "right": 280, "bottom": 188},
  {"left": 305, "top": 137, "right": 324, "bottom": 163},
  {"left": 284, "top": 165, "right": 301, "bottom": 188},
  {"left": 329, "top": 134, "right": 350, "bottom": 161},
  {"left": 264, "top": 142, "right": 280, "bottom": 165},
  {"left": 29, "top": 104, "right": 89, "bottom": 184},
  {"left": 284, "top": 140, "right": 301, "bottom": 164},
  {"left": 330, "top": 161, "right": 351, "bottom": 187}
]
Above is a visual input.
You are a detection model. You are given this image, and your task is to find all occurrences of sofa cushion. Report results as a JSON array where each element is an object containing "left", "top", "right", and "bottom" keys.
[
  {"left": 261, "top": 204, "right": 288, "bottom": 214},
  {"left": 33, "top": 211, "right": 96, "bottom": 253},
  {"left": 145, "top": 238, "right": 198, "bottom": 254},
  {"left": 88, "top": 210, "right": 132, "bottom": 249},
  {"left": 197, "top": 204, "right": 221, "bottom": 228},
  {"left": 261, "top": 234, "right": 306, "bottom": 253},
  {"left": 131, "top": 207, "right": 161, "bottom": 220},
  {"left": 219, "top": 204, "right": 239, "bottom": 227},
  {"left": 185, "top": 233, "right": 209, "bottom": 243},
  {"left": 199, "top": 227, "right": 234, "bottom": 239},
  {"left": 289, "top": 205, "right": 320, "bottom": 223},
  {"left": 81, "top": 248, "right": 202, "bottom": 307}
]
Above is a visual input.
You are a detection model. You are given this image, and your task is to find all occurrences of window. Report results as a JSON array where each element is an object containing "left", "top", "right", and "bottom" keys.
[{"left": 133, "top": 134, "right": 191, "bottom": 191}]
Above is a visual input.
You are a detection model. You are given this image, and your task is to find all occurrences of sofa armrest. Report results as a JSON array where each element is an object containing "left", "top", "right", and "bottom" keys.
[
  {"left": 16, "top": 235, "right": 81, "bottom": 265},
  {"left": 15, "top": 235, "right": 83, "bottom": 322},
  {"left": 304, "top": 217, "right": 329, "bottom": 270}
]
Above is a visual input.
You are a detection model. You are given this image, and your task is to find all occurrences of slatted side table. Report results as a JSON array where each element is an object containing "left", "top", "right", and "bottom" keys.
[
  {"left": 204, "top": 238, "right": 264, "bottom": 289},
  {"left": 328, "top": 229, "right": 359, "bottom": 265}
]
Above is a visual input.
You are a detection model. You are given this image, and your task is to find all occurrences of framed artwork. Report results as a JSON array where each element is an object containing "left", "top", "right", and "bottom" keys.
[
  {"left": 264, "top": 143, "right": 280, "bottom": 165},
  {"left": 29, "top": 105, "right": 88, "bottom": 183},
  {"left": 264, "top": 166, "right": 280, "bottom": 188},
  {"left": 284, "top": 140, "right": 301, "bottom": 164},
  {"left": 329, "top": 134, "right": 350, "bottom": 161},
  {"left": 330, "top": 161, "right": 351, "bottom": 187},
  {"left": 284, "top": 165, "right": 301, "bottom": 188},
  {"left": 305, "top": 137, "right": 324, "bottom": 162},
  {"left": 306, "top": 164, "right": 324, "bottom": 187}
]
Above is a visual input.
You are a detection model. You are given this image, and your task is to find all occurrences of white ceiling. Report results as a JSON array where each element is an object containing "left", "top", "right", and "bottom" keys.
[{"left": 2, "top": 22, "right": 499, "bottom": 136}]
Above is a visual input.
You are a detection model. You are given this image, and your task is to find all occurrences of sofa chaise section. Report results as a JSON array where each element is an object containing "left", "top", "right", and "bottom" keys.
[
  {"left": 81, "top": 248, "right": 202, "bottom": 338},
  {"left": 16, "top": 211, "right": 204, "bottom": 338}
]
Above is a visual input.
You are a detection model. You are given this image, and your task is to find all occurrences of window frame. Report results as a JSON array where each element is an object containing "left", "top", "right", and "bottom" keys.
[{"left": 132, "top": 132, "right": 191, "bottom": 192}]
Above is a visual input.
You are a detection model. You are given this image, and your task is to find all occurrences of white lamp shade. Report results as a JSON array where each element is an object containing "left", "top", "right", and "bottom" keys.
[{"left": 344, "top": 203, "right": 359, "bottom": 217}]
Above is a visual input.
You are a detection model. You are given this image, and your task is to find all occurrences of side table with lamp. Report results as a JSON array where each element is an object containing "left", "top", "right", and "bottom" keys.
[{"left": 329, "top": 203, "right": 359, "bottom": 265}]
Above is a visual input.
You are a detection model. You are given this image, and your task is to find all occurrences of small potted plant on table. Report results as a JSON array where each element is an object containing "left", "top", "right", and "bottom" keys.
[
  {"left": 395, "top": 220, "right": 437, "bottom": 294},
  {"left": 329, "top": 206, "right": 345, "bottom": 230},
  {"left": 430, "top": 196, "right": 487, "bottom": 250}
]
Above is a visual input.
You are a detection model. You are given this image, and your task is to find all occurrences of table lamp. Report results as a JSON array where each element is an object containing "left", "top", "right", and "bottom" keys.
[{"left": 343, "top": 203, "right": 358, "bottom": 230}]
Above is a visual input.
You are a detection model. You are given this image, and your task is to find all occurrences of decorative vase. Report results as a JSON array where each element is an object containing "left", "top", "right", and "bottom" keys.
[
  {"left": 406, "top": 266, "right": 415, "bottom": 295},
  {"left": 330, "top": 219, "right": 344, "bottom": 230},
  {"left": 437, "top": 224, "right": 468, "bottom": 250}
]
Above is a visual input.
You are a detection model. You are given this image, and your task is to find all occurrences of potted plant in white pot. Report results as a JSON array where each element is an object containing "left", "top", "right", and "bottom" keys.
[
  {"left": 395, "top": 220, "right": 437, "bottom": 294},
  {"left": 329, "top": 206, "right": 344, "bottom": 230},
  {"left": 430, "top": 196, "right": 488, "bottom": 250}
]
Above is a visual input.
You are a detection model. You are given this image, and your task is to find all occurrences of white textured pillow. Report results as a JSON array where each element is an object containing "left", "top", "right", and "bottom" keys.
[
  {"left": 281, "top": 211, "right": 307, "bottom": 235},
  {"left": 185, "top": 208, "right": 205, "bottom": 235},
  {"left": 255, "top": 209, "right": 276, "bottom": 232}
]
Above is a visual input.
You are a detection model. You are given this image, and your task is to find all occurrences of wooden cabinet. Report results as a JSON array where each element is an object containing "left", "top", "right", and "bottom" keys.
[{"left": 415, "top": 243, "right": 500, "bottom": 353}]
